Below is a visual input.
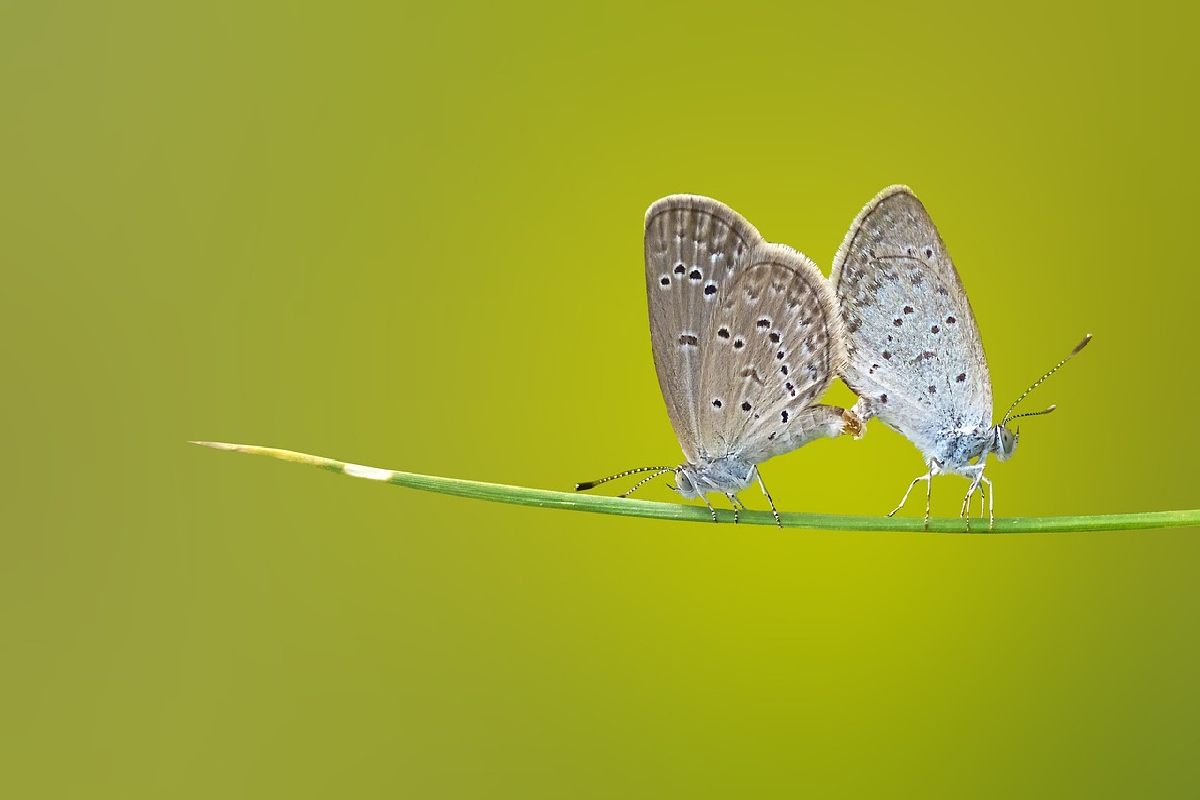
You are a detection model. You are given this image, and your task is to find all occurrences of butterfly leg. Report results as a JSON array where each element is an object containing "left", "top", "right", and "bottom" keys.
[
  {"left": 725, "top": 493, "right": 745, "bottom": 525},
  {"left": 699, "top": 494, "right": 718, "bottom": 523},
  {"left": 888, "top": 462, "right": 934, "bottom": 527},
  {"left": 959, "top": 474, "right": 976, "bottom": 519},
  {"left": 754, "top": 468, "right": 782, "bottom": 528},
  {"left": 924, "top": 467, "right": 933, "bottom": 530},
  {"left": 960, "top": 467, "right": 986, "bottom": 531},
  {"left": 982, "top": 475, "right": 994, "bottom": 530}
]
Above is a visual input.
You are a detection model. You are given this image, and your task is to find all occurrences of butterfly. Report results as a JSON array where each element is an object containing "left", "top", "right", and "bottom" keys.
[
  {"left": 576, "top": 195, "right": 862, "bottom": 525},
  {"left": 830, "top": 185, "right": 1090, "bottom": 529}
]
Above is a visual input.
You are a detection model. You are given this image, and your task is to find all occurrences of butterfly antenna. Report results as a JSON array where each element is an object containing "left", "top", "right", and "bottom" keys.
[
  {"left": 1007, "top": 404, "right": 1057, "bottom": 422},
  {"left": 1001, "top": 334, "right": 1092, "bottom": 426},
  {"left": 616, "top": 468, "right": 675, "bottom": 498},
  {"left": 575, "top": 465, "right": 673, "bottom": 492}
]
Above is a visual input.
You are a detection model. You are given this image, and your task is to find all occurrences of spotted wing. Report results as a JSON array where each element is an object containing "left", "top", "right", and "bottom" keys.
[
  {"left": 645, "top": 195, "right": 764, "bottom": 462},
  {"left": 830, "top": 186, "right": 991, "bottom": 451},
  {"left": 696, "top": 242, "right": 846, "bottom": 462}
]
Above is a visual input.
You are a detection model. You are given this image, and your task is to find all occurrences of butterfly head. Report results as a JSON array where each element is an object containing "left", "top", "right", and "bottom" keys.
[
  {"left": 673, "top": 466, "right": 700, "bottom": 498},
  {"left": 991, "top": 425, "right": 1019, "bottom": 461}
]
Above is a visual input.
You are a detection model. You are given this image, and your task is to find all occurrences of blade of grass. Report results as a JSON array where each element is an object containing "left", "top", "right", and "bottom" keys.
[{"left": 191, "top": 441, "right": 1199, "bottom": 533}]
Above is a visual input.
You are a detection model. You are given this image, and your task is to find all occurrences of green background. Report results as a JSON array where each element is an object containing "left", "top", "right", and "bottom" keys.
[{"left": 5, "top": 0, "right": 1198, "bottom": 796}]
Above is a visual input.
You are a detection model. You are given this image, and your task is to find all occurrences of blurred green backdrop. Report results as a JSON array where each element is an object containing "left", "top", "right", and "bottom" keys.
[{"left": 4, "top": 0, "right": 1199, "bottom": 796}]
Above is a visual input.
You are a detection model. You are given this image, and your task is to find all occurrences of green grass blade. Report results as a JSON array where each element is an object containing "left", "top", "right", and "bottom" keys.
[{"left": 190, "top": 441, "right": 1199, "bottom": 533}]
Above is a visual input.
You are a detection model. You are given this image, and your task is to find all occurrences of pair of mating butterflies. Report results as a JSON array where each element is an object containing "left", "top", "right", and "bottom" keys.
[{"left": 577, "top": 186, "right": 1090, "bottom": 529}]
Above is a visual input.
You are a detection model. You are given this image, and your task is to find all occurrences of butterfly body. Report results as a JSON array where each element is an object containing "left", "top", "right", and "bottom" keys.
[
  {"left": 933, "top": 427, "right": 995, "bottom": 471},
  {"left": 675, "top": 401, "right": 853, "bottom": 500},
  {"left": 855, "top": 397, "right": 1002, "bottom": 471},
  {"left": 673, "top": 457, "right": 756, "bottom": 500}
]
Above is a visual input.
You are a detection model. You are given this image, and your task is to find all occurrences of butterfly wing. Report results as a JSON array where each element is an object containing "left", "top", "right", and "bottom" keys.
[
  {"left": 830, "top": 186, "right": 992, "bottom": 453},
  {"left": 698, "top": 242, "right": 848, "bottom": 463},
  {"left": 645, "top": 195, "right": 764, "bottom": 462}
]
